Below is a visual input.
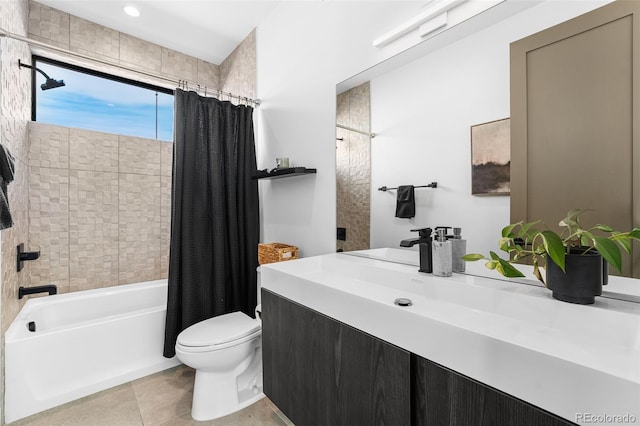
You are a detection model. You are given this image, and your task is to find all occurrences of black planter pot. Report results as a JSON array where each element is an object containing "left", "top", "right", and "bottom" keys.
[{"left": 545, "top": 248, "right": 603, "bottom": 304}]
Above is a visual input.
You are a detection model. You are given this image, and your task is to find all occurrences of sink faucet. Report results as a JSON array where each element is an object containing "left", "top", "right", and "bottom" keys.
[{"left": 400, "top": 227, "right": 433, "bottom": 273}]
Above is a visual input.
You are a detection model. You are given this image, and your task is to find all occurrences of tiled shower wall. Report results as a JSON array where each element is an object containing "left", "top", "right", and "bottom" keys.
[
  {"left": 1, "top": 1, "right": 30, "bottom": 421},
  {"left": 28, "top": 123, "right": 172, "bottom": 292},
  {"left": 1, "top": 0, "right": 31, "bottom": 334},
  {"left": 220, "top": 29, "right": 257, "bottom": 99},
  {"left": 336, "top": 82, "right": 371, "bottom": 252},
  {"left": 21, "top": 0, "right": 222, "bottom": 297},
  {"left": 28, "top": 1, "right": 220, "bottom": 88},
  {"left": 24, "top": 1, "right": 257, "bottom": 295}
]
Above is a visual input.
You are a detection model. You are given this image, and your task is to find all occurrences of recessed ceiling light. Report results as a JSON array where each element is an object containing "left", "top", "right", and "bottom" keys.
[{"left": 123, "top": 5, "right": 140, "bottom": 17}]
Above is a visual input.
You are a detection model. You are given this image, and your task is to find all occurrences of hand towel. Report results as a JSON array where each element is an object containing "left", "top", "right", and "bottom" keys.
[
  {"left": 0, "top": 143, "right": 15, "bottom": 230},
  {"left": 395, "top": 185, "right": 415, "bottom": 218}
]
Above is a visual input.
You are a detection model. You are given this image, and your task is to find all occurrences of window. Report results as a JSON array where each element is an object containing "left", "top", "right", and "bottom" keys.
[{"left": 33, "top": 56, "right": 174, "bottom": 142}]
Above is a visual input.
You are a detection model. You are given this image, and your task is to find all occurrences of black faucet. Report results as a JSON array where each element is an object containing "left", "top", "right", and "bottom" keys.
[
  {"left": 18, "top": 285, "right": 57, "bottom": 299},
  {"left": 400, "top": 227, "right": 433, "bottom": 273}
]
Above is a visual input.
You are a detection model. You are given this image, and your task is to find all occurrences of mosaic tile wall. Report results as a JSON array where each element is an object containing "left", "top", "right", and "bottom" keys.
[
  {"left": 28, "top": 123, "right": 172, "bottom": 293},
  {"left": 1, "top": 1, "right": 30, "bottom": 420},
  {"left": 220, "top": 29, "right": 256, "bottom": 99},
  {"left": 23, "top": 1, "right": 254, "bottom": 295},
  {"left": 336, "top": 82, "right": 371, "bottom": 252},
  {"left": 0, "top": 0, "right": 31, "bottom": 335},
  {"left": 28, "top": 1, "right": 220, "bottom": 89}
]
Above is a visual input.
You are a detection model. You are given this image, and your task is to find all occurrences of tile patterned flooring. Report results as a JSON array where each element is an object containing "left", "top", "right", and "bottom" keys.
[{"left": 10, "top": 365, "right": 293, "bottom": 426}]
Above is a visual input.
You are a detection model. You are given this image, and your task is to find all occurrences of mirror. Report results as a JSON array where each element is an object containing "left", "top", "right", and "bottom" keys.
[
  {"left": 335, "top": 0, "right": 525, "bottom": 257},
  {"left": 334, "top": 0, "right": 640, "bottom": 298}
]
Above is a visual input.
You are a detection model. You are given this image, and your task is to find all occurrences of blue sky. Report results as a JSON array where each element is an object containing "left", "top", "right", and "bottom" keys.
[{"left": 36, "top": 62, "right": 174, "bottom": 142}]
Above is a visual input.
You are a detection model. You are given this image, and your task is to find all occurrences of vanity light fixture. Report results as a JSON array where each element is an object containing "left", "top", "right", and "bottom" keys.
[
  {"left": 418, "top": 11, "right": 449, "bottom": 38},
  {"left": 123, "top": 5, "right": 140, "bottom": 17},
  {"left": 373, "top": 0, "right": 467, "bottom": 47}
]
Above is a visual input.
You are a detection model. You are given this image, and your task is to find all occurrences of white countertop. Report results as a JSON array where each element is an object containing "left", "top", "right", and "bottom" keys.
[{"left": 260, "top": 250, "right": 640, "bottom": 426}]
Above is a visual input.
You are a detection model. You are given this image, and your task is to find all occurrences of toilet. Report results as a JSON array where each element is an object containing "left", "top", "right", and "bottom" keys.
[{"left": 175, "top": 298, "right": 263, "bottom": 421}]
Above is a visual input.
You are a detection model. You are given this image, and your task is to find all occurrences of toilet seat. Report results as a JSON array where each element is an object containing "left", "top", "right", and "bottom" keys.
[{"left": 177, "top": 311, "right": 261, "bottom": 353}]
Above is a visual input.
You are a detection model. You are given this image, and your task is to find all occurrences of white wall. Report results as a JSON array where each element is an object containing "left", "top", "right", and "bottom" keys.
[
  {"left": 369, "top": 0, "right": 612, "bottom": 256},
  {"left": 256, "top": 0, "right": 612, "bottom": 258},
  {"left": 256, "top": 1, "right": 422, "bottom": 257}
]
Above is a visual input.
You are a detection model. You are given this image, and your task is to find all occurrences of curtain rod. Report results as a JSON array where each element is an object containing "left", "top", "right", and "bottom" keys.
[
  {"left": 337, "top": 124, "right": 376, "bottom": 138},
  {"left": 0, "top": 27, "right": 261, "bottom": 107}
]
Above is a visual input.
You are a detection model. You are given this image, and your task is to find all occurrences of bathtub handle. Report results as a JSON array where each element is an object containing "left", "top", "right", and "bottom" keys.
[{"left": 17, "top": 243, "right": 40, "bottom": 272}]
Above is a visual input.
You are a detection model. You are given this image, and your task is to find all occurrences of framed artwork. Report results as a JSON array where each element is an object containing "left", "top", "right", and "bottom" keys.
[{"left": 471, "top": 118, "right": 510, "bottom": 195}]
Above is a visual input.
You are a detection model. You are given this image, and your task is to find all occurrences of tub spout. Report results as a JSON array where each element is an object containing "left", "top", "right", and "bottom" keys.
[{"left": 18, "top": 285, "right": 57, "bottom": 299}]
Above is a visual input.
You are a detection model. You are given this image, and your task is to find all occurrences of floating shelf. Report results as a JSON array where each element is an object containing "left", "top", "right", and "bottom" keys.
[{"left": 254, "top": 167, "right": 317, "bottom": 180}]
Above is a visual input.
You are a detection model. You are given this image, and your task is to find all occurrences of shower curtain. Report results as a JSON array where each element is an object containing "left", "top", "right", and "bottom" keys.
[{"left": 163, "top": 89, "right": 259, "bottom": 358}]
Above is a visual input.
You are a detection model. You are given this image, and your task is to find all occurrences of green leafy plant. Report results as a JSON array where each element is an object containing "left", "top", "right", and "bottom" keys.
[{"left": 462, "top": 209, "right": 640, "bottom": 285}]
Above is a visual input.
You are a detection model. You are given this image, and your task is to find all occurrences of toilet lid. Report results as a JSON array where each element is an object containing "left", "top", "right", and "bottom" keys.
[{"left": 177, "top": 311, "right": 260, "bottom": 347}]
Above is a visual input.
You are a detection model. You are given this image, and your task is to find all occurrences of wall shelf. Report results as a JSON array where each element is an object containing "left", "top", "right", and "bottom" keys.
[{"left": 254, "top": 167, "right": 317, "bottom": 180}]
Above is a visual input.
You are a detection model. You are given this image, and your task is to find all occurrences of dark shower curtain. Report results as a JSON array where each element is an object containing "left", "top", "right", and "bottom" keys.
[{"left": 163, "top": 89, "right": 259, "bottom": 358}]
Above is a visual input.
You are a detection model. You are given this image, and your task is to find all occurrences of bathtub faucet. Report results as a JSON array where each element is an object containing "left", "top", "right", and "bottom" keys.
[
  {"left": 17, "top": 243, "right": 40, "bottom": 272},
  {"left": 18, "top": 285, "right": 57, "bottom": 299}
]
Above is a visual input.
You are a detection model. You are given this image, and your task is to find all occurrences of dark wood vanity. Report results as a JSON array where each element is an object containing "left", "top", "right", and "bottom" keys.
[{"left": 262, "top": 289, "right": 575, "bottom": 426}]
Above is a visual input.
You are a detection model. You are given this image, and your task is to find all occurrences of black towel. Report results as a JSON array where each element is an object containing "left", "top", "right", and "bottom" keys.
[
  {"left": 0, "top": 144, "right": 15, "bottom": 230},
  {"left": 395, "top": 185, "right": 415, "bottom": 218}
]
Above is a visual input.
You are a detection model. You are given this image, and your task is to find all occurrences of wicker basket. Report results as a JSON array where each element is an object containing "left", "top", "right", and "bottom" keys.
[{"left": 258, "top": 243, "right": 299, "bottom": 265}]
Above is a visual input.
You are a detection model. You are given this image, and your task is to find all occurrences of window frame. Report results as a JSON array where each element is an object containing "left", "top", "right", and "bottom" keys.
[{"left": 31, "top": 55, "right": 174, "bottom": 139}]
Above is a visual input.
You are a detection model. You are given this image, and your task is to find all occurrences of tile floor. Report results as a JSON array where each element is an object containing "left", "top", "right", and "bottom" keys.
[{"left": 10, "top": 365, "right": 293, "bottom": 426}]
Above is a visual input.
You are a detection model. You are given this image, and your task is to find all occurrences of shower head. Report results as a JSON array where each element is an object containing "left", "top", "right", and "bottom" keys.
[
  {"left": 41, "top": 78, "right": 65, "bottom": 91},
  {"left": 19, "top": 60, "right": 66, "bottom": 91}
]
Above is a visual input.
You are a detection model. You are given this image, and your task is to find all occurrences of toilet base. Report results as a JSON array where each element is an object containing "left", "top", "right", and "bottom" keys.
[
  {"left": 190, "top": 350, "right": 264, "bottom": 421},
  {"left": 191, "top": 371, "right": 264, "bottom": 421}
]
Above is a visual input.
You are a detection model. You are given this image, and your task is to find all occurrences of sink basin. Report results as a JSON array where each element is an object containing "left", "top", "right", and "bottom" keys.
[
  {"left": 260, "top": 251, "right": 640, "bottom": 425},
  {"left": 267, "top": 253, "right": 636, "bottom": 347}
]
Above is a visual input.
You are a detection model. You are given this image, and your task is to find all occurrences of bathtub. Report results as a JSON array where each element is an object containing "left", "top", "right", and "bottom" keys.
[{"left": 4, "top": 279, "right": 180, "bottom": 423}]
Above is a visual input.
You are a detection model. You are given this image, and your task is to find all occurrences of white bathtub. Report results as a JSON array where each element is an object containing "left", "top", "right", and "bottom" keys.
[{"left": 4, "top": 279, "right": 180, "bottom": 423}]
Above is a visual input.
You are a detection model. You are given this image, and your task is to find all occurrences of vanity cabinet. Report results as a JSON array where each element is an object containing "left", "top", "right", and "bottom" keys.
[
  {"left": 263, "top": 289, "right": 575, "bottom": 426},
  {"left": 261, "top": 289, "right": 411, "bottom": 426},
  {"left": 413, "top": 356, "right": 574, "bottom": 426}
]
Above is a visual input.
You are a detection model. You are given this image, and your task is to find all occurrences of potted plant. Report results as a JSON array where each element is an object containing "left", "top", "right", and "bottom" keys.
[{"left": 463, "top": 209, "right": 640, "bottom": 304}]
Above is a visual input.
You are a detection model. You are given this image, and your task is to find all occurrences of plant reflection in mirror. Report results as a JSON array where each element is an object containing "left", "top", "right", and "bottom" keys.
[{"left": 463, "top": 209, "right": 640, "bottom": 286}]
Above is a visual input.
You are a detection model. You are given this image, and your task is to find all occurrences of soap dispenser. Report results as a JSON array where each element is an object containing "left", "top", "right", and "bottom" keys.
[
  {"left": 432, "top": 228, "right": 452, "bottom": 277},
  {"left": 451, "top": 227, "right": 467, "bottom": 273}
]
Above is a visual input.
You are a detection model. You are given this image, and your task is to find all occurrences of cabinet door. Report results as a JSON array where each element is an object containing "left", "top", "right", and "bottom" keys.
[
  {"left": 413, "top": 355, "right": 575, "bottom": 426},
  {"left": 262, "top": 289, "right": 411, "bottom": 426},
  {"left": 510, "top": 1, "right": 640, "bottom": 277}
]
